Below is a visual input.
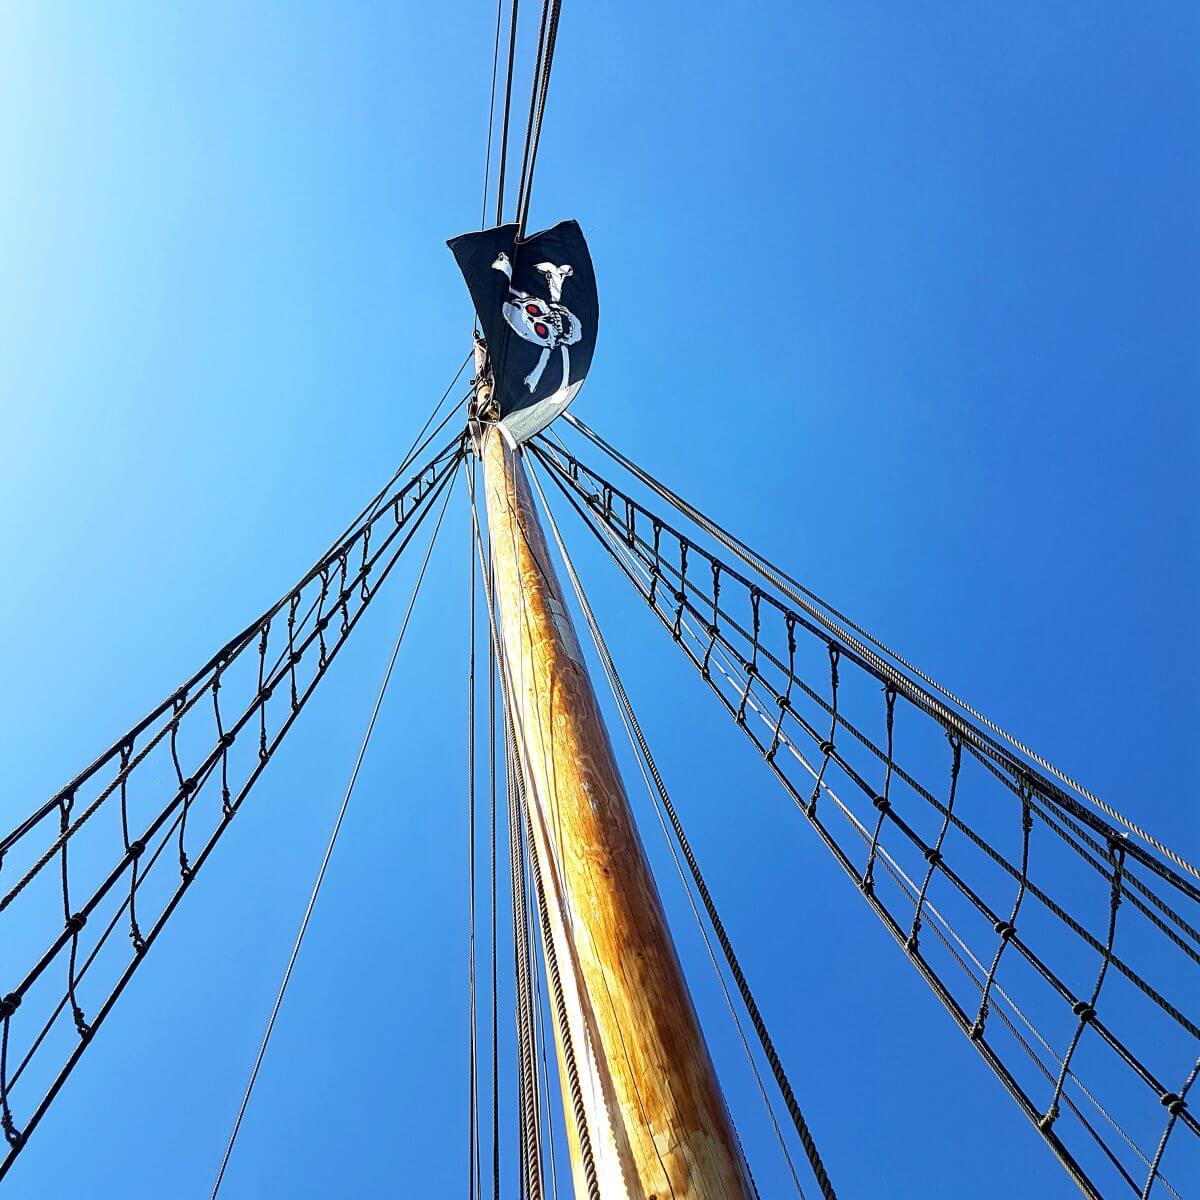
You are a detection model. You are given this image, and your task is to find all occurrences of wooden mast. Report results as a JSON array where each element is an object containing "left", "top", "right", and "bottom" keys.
[{"left": 478, "top": 409, "right": 755, "bottom": 1198}]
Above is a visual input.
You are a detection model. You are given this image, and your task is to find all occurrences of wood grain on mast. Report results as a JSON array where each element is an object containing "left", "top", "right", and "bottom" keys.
[{"left": 477, "top": 405, "right": 755, "bottom": 1198}]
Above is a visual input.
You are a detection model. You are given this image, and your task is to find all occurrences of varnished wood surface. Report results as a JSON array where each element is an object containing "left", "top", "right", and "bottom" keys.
[{"left": 482, "top": 427, "right": 754, "bottom": 1199}]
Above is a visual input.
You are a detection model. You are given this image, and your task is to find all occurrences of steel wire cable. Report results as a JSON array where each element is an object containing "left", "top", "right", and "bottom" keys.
[
  {"left": 557, "top": 413, "right": 1200, "bottom": 888},
  {"left": 515, "top": 0, "right": 562, "bottom": 234},
  {"left": 0, "top": 439, "right": 463, "bottom": 1178},
  {"left": 0, "top": 436, "right": 465, "bottom": 913},
  {"left": 1, "top": 365, "right": 470, "bottom": 867},
  {"left": 465, "top": 455, "right": 602, "bottom": 1199},
  {"left": 527, "top": 457, "right": 832, "bottom": 1200},
  {"left": 480, "top": 0, "right": 505, "bottom": 228},
  {"left": 531, "top": 437, "right": 1198, "bottom": 1199},
  {"left": 209, "top": 464, "right": 458, "bottom": 1198},
  {"left": 468, "top": 459, "right": 482, "bottom": 1200},
  {"left": 530, "top": 439, "right": 1200, "bottom": 1046},
  {"left": 494, "top": 0, "right": 521, "bottom": 225}
]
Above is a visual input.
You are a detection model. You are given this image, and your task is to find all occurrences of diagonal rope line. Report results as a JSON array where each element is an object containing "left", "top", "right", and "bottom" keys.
[
  {"left": 557, "top": 413, "right": 1200, "bottom": 887},
  {"left": 527, "top": 456, "right": 835, "bottom": 1200},
  {"left": 209, "top": 465, "right": 459, "bottom": 1199},
  {"left": 558, "top": 451, "right": 1196, "bottom": 1197}
]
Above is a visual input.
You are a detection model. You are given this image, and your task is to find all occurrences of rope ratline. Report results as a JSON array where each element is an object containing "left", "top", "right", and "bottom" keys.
[{"left": 531, "top": 432, "right": 1198, "bottom": 1200}]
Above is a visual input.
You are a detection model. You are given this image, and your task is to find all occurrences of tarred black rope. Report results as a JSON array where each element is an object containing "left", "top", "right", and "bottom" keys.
[
  {"left": 0, "top": 364, "right": 469, "bottom": 871},
  {"left": 908, "top": 733, "right": 961, "bottom": 952},
  {"left": 529, "top": 457, "right": 838, "bottom": 1199},
  {"left": 520, "top": 781, "right": 603, "bottom": 1200},
  {"left": 467, "top": 462, "right": 481, "bottom": 1200},
  {"left": 480, "top": 0, "right": 505, "bottom": 229},
  {"left": 1043, "top": 840, "right": 1128, "bottom": 1132},
  {"left": 532, "top": 438, "right": 1199, "bottom": 1198},
  {"left": 503, "top": 723, "right": 543, "bottom": 1199},
  {"left": 0, "top": 442, "right": 465, "bottom": 1179},
  {"left": 559, "top": 412, "right": 1200, "bottom": 892},
  {"left": 494, "top": 0, "right": 521, "bottom": 226},
  {"left": 209, "top": 464, "right": 459, "bottom": 1198},
  {"left": 627, "top": 524, "right": 1200, "bottom": 989},
  {"left": 972, "top": 786, "right": 1035, "bottom": 1042},
  {"left": 515, "top": 0, "right": 563, "bottom": 234}
]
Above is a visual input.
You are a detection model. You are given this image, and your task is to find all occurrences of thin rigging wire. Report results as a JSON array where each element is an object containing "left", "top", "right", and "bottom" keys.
[
  {"left": 209, "top": 463, "right": 460, "bottom": 1199},
  {"left": 556, "top": 412, "right": 1200, "bottom": 886},
  {"left": 526, "top": 456, "right": 824, "bottom": 1199},
  {"left": 490, "top": 442, "right": 681, "bottom": 1197},
  {"left": 489, "top": 574, "right": 501, "bottom": 1200},
  {"left": 495, "top": 0, "right": 521, "bottom": 226},
  {"left": 480, "top": 0, "right": 505, "bottom": 228},
  {"left": 537, "top": 444, "right": 1185, "bottom": 1199},
  {"left": 468, "top": 456, "right": 482, "bottom": 1200},
  {"left": 515, "top": 0, "right": 563, "bottom": 233},
  {"left": 514, "top": 0, "right": 550, "bottom": 232},
  {"left": 465, "top": 453, "right": 602, "bottom": 1199},
  {"left": 340, "top": 354, "right": 471, "bottom": 546}
]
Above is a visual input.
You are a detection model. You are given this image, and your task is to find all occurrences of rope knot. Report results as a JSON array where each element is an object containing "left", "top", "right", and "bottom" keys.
[
  {"left": 872, "top": 794, "right": 890, "bottom": 813},
  {"left": 1161, "top": 1091, "right": 1187, "bottom": 1115},
  {"left": 993, "top": 920, "right": 1015, "bottom": 942},
  {"left": 66, "top": 912, "right": 87, "bottom": 934},
  {"left": 0, "top": 993, "right": 22, "bottom": 1019},
  {"left": 128, "top": 839, "right": 146, "bottom": 859},
  {"left": 1, "top": 1113, "right": 22, "bottom": 1149},
  {"left": 1071, "top": 1000, "right": 1095, "bottom": 1023}
]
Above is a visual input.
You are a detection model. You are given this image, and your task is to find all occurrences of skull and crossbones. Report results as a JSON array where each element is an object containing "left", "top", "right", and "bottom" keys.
[{"left": 492, "top": 252, "right": 582, "bottom": 393}]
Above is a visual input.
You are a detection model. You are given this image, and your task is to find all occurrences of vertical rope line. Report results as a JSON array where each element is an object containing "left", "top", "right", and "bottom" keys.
[
  {"left": 467, "top": 453, "right": 600, "bottom": 1200},
  {"left": 468, "top": 458, "right": 482, "bottom": 1200},
  {"left": 505, "top": 708, "right": 544, "bottom": 1198},
  {"left": 486, "top": 496, "right": 502, "bottom": 1200},
  {"left": 480, "top": 0, "right": 505, "bottom": 229},
  {"left": 495, "top": 0, "right": 521, "bottom": 226},
  {"left": 514, "top": 0, "right": 551, "bottom": 231}
]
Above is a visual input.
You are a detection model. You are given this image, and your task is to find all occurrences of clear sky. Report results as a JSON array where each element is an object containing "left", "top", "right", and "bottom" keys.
[{"left": 1, "top": 2, "right": 1197, "bottom": 1197}]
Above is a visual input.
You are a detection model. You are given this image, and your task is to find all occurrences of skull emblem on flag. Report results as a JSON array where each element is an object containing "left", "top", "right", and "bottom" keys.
[{"left": 448, "top": 220, "right": 598, "bottom": 443}]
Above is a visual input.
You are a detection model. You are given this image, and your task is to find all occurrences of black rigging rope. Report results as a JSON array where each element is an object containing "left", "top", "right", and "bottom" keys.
[
  {"left": 494, "top": 0, "right": 521, "bottom": 226},
  {"left": 467, "top": 457, "right": 482, "bottom": 1200},
  {"left": 526, "top": 457, "right": 836, "bottom": 1200},
  {"left": 209, "top": 463, "right": 458, "bottom": 1198},
  {"left": 530, "top": 434, "right": 1198, "bottom": 1200},
  {"left": 0, "top": 408, "right": 466, "bottom": 1175},
  {"left": 465, "top": 456, "right": 601, "bottom": 1199},
  {"left": 515, "top": 0, "right": 563, "bottom": 234},
  {"left": 558, "top": 412, "right": 1200, "bottom": 890},
  {"left": 480, "top": 0, "right": 505, "bottom": 229},
  {"left": 488, "top": 575, "right": 501, "bottom": 1200}
]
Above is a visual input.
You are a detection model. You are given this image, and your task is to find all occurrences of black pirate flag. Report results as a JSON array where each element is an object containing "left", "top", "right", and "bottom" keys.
[{"left": 448, "top": 220, "right": 598, "bottom": 443}]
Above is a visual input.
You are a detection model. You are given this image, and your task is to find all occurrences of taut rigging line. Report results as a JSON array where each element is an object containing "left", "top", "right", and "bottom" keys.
[
  {"left": 558, "top": 411, "right": 1200, "bottom": 890},
  {"left": 210, "top": 463, "right": 459, "bottom": 1198},
  {"left": 0, "top": 395, "right": 466, "bottom": 1177},
  {"left": 530, "top": 433, "right": 1198, "bottom": 1200}
]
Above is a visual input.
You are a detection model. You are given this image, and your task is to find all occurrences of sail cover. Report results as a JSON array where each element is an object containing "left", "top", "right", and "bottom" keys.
[{"left": 448, "top": 220, "right": 598, "bottom": 443}]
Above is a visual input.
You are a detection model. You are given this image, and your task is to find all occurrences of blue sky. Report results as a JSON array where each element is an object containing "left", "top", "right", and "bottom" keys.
[{"left": 1, "top": 2, "right": 1197, "bottom": 1197}]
